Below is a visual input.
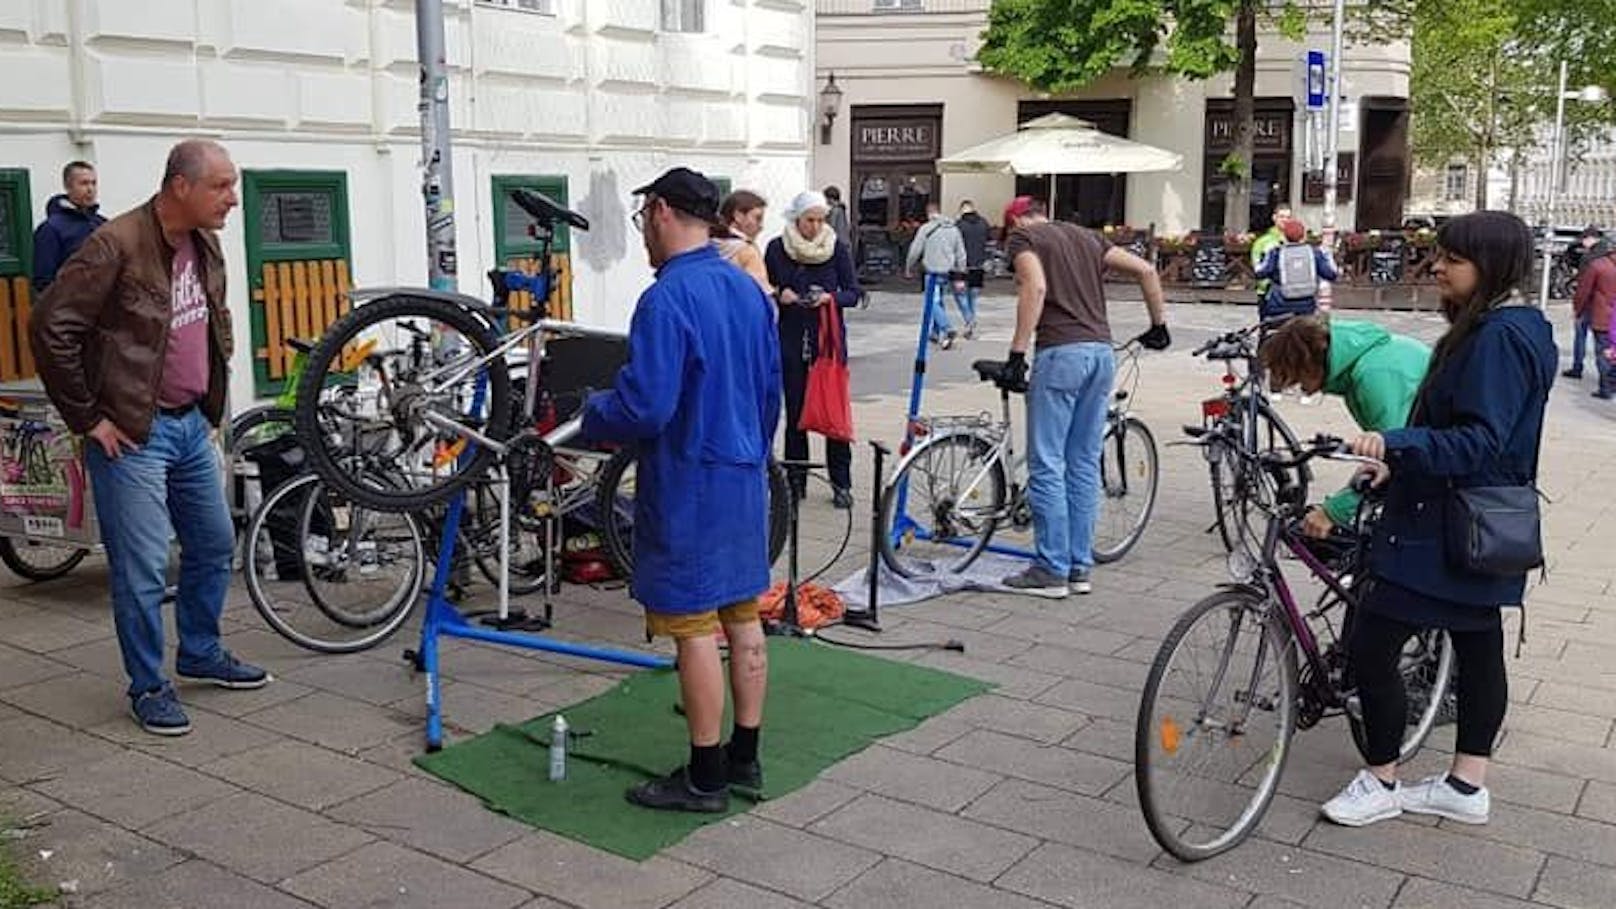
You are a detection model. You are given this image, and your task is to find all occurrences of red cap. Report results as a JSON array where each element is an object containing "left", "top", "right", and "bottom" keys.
[
  {"left": 1281, "top": 218, "right": 1306, "bottom": 243},
  {"left": 1002, "top": 195, "right": 1035, "bottom": 226}
]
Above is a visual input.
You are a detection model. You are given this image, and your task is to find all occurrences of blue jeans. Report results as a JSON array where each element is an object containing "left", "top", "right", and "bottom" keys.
[
  {"left": 925, "top": 273, "right": 974, "bottom": 338},
  {"left": 1596, "top": 330, "right": 1615, "bottom": 394},
  {"left": 1572, "top": 315, "right": 1593, "bottom": 373},
  {"left": 85, "top": 409, "right": 234, "bottom": 698},
  {"left": 1026, "top": 343, "right": 1115, "bottom": 576}
]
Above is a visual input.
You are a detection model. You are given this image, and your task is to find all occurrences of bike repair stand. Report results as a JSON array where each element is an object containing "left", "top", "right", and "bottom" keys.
[
  {"left": 840, "top": 441, "right": 887, "bottom": 633},
  {"left": 408, "top": 378, "right": 672, "bottom": 753},
  {"left": 889, "top": 281, "right": 1036, "bottom": 564},
  {"left": 762, "top": 459, "right": 820, "bottom": 639}
]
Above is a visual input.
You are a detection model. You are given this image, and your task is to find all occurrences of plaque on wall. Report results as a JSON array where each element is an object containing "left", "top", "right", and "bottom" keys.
[{"left": 1302, "top": 154, "right": 1356, "bottom": 204}]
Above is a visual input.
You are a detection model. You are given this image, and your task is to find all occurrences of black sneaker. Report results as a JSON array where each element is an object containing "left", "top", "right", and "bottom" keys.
[
  {"left": 727, "top": 759, "right": 763, "bottom": 791},
  {"left": 1002, "top": 565, "right": 1069, "bottom": 599},
  {"left": 130, "top": 684, "right": 191, "bottom": 737},
  {"left": 625, "top": 766, "right": 729, "bottom": 813},
  {"left": 832, "top": 487, "right": 854, "bottom": 510},
  {"left": 1067, "top": 568, "right": 1093, "bottom": 595},
  {"left": 1562, "top": 369, "right": 1584, "bottom": 379}
]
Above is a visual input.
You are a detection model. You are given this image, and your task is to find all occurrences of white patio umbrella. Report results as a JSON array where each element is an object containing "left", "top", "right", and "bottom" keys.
[{"left": 936, "top": 113, "right": 1182, "bottom": 214}]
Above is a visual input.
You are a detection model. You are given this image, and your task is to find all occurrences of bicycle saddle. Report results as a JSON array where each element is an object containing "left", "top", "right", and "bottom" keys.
[{"left": 511, "top": 188, "right": 590, "bottom": 231}]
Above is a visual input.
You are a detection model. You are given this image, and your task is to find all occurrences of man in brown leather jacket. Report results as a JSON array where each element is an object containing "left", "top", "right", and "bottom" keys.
[{"left": 30, "top": 139, "right": 267, "bottom": 736}]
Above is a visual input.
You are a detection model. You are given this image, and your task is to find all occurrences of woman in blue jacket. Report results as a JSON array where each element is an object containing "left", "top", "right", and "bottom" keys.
[
  {"left": 764, "top": 191, "right": 862, "bottom": 508},
  {"left": 1321, "top": 211, "right": 1557, "bottom": 828}
]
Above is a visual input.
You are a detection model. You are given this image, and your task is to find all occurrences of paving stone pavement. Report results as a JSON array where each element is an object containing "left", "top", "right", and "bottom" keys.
[{"left": 2, "top": 294, "right": 1615, "bottom": 908}]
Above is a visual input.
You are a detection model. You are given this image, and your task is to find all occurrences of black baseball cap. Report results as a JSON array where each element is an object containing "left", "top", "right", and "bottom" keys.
[{"left": 634, "top": 167, "right": 721, "bottom": 224}]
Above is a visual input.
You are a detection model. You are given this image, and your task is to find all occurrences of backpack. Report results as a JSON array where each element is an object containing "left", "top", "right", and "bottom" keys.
[{"left": 1276, "top": 243, "right": 1319, "bottom": 300}]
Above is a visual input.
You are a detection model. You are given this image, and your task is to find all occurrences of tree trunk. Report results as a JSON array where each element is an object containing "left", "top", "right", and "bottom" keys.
[
  {"left": 1507, "top": 148, "right": 1522, "bottom": 212},
  {"left": 1224, "top": 0, "right": 1259, "bottom": 234}
]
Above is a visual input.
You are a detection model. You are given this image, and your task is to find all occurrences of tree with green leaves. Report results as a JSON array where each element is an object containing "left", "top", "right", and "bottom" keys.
[
  {"left": 978, "top": 0, "right": 1309, "bottom": 232},
  {"left": 1399, "top": 0, "right": 1615, "bottom": 211}
]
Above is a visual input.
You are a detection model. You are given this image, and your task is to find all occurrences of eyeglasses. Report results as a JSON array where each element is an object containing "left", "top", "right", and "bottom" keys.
[{"left": 632, "top": 196, "right": 658, "bottom": 233}]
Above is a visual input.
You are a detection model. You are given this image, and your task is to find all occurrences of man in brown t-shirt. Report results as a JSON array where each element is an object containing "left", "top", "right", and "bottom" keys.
[{"left": 999, "top": 196, "right": 1169, "bottom": 597}]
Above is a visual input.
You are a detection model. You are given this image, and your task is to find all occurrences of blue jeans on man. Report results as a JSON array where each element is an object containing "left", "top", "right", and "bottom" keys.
[
  {"left": 1594, "top": 329, "right": 1615, "bottom": 397},
  {"left": 1570, "top": 314, "right": 1594, "bottom": 376},
  {"left": 924, "top": 272, "right": 975, "bottom": 340},
  {"left": 85, "top": 409, "right": 237, "bottom": 699},
  {"left": 1025, "top": 342, "right": 1115, "bottom": 577}
]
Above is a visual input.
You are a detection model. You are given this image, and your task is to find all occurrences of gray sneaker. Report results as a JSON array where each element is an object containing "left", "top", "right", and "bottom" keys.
[
  {"left": 1003, "top": 565, "right": 1070, "bottom": 599},
  {"left": 1067, "top": 569, "right": 1093, "bottom": 595}
]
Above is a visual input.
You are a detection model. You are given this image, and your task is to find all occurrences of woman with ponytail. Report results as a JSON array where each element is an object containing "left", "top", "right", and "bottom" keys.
[{"left": 1321, "top": 211, "right": 1558, "bottom": 829}]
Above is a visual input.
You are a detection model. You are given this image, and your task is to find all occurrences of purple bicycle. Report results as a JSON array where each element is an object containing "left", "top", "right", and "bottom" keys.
[{"left": 1134, "top": 434, "right": 1454, "bottom": 861}]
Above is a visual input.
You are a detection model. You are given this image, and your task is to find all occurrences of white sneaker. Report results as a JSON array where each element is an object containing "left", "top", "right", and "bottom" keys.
[
  {"left": 1321, "top": 769, "right": 1403, "bottom": 827},
  {"left": 1401, "top": 775, "right": 1490, "bottom": 825}
]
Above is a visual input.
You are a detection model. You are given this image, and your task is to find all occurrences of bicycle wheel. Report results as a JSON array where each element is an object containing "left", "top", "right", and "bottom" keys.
[
  {"left": 1210, "top": 399, "right": 1306, "bottom": 555},
  {"left": 294, "top": 294, "right": 512, "bottom": 512},
  {"left": 597, "top": 450, "right": 790, "bottom": 577},
  {"left": 1348, "top": 628, "right": 1455, "bottom": 763},
  {"left": 879, "top": 431, "right": 1007, "bottom": 579},
  {"left": 1136, "top": 589, "right": 1297, "bottom": 862},
  {"left": 1093, "top": 415, "right": 1158, "bottom": 564},
  {"left": 0, "top": 537, "right": 88, "bottom": 582},
  {"left": 464, "top": 484, "right": 548, "bottom": 596},
  {"left": 244, "top": 473, "right": 424, "bottom": 653}
]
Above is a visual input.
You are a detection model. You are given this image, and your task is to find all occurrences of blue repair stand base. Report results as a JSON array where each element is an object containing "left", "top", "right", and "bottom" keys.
[{"left": 889, "top": 279, "right": 1035, "bottom": 563}]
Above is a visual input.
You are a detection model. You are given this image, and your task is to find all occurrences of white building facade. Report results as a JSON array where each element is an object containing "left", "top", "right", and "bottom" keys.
[
  {"left": 813, "top": 0, "right": 1412, "bottom": 258},
  {"left": 0, "top": 0, "right": 813, "bottom": 404},
  {"left": 1513, "top": 135, "right": 1616, "bottom": 229}
]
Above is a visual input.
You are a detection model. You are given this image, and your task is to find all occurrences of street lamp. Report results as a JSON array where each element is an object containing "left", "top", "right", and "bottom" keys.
[
  {"left": 1536, "top": 61, "right": 1609, "bottom": 306},
  {"left": 819, "top": 72, "right": 843, "bottom": 146}
]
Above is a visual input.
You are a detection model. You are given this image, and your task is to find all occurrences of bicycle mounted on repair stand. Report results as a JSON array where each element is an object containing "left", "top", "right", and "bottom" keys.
[{"left": 877, "top": 338, "right": 1160, "bottom": 580}]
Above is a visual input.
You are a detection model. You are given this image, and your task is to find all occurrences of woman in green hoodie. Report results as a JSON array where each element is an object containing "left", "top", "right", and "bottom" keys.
[{"left": 1259, "top": 315, "right": 1431, "bottom": 538}]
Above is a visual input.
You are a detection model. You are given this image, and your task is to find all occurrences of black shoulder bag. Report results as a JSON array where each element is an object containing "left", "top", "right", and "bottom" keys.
[{"left": 1441, "top": 305, "right": 1547, "bottom": 577}]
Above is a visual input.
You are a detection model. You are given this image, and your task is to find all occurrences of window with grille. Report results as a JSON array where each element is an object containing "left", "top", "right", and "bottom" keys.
[
  {"left": 662, "top": 0, "right": 704, "bottom": 32},
  {"left": 1443, "top": 163, "right": 1467, "bottom": 201},
  {"left": 476, "top": 0, "right": 554, "bottom": 14}
]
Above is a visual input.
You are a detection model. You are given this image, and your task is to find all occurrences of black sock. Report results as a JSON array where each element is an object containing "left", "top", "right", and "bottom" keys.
[
  {"left": 728, "top": 724, "right": 760, "bottom": 765},
  {"left": 688, "top": 743, "right": 725, "bottom": 794},
  {"left": 1446, "top": 774, "right": 1480, "bottom": 795},
  {"left": 1376, "top": 775, "right": 1397, "bottom": 791}
]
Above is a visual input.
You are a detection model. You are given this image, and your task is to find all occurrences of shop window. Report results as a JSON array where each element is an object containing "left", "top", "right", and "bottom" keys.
[{"left": 1444, "top": 163, "right": 1468, "bottom": 201}]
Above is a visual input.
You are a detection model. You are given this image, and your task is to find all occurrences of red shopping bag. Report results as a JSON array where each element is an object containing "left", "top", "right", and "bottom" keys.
[{"left": 798, "top": 303, "right": 854, "bottom": 443}]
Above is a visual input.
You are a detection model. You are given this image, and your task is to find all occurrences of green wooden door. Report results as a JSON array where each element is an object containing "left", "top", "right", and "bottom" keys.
[
  {"left": 492, "top": 175, "right": 573, "bottom": 320},
  {"left": 0, "top": 170, "right": 35, "bottom": 381}
]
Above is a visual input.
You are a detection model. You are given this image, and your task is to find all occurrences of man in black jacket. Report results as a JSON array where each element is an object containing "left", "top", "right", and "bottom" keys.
[
  {"left": 957, "top": 201, "right": 991, "bottom": 322},
  {"left": 32, "top": 161, "right": 106, "bottom": 292}
]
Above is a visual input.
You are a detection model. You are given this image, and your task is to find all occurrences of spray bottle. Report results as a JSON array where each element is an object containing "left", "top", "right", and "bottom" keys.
[{"left": 548, "top": 714, "right": 568, "bottom": 781}]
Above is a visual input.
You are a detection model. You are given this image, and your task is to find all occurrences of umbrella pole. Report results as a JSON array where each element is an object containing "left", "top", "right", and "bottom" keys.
[{"left": 1048, "top": 175, "right": 1057, "bottom": 220}]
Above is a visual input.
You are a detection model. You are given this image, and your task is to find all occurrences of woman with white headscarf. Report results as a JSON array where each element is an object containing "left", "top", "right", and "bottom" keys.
[{"left": 763, "top": 190, "right": 862, "bottom": 508}]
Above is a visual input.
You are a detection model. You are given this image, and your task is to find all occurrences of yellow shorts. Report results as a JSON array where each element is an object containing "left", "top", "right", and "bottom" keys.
[{"left": 644, "top": 598, "right": 762, "bottom": 641}]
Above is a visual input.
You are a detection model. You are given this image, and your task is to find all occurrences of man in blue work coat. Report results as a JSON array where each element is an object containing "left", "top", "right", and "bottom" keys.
[{"left": 583, "top": 167, "right": 782, "bottom": 812}]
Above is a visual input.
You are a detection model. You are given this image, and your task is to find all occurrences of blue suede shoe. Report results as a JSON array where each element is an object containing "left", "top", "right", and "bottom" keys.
[
  {"left": 131, "top": 684, "right": 191, "bottom": 737},
  {"left": 176, "top": 651, "right": 270, "bottom": 690}
]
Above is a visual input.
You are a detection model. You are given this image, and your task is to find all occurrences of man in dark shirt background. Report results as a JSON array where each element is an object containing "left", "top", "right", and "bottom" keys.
[
  {"left": 32, "top": 160, "right": 106, "bottom": 292},
  {"left": 999, "top": 196, "right": 1169, "bottom": 598}
]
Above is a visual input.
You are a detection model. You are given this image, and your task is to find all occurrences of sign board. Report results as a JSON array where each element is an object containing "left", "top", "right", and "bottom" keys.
[
  {"left": 1302, "top": 153, "right": 1356, "bottom": 204},
  {"left": 852, "top": 119, "right": 941, "bottom": 162},
  {"left": 1204, "top": 105, "right": 1293, "bottom": 154},
  {"left": 1306, "top": 51, "right": 1327, "bottom": 110}
]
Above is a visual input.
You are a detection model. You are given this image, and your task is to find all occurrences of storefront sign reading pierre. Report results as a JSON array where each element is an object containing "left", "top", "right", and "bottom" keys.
[{"left": 853, "top": 119, "right": 940, "bottom": 162}]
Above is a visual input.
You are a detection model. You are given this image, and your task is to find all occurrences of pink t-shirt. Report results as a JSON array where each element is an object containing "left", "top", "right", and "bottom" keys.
[{"left": 157, "top": 233, "right": 210, "bottom": 409}]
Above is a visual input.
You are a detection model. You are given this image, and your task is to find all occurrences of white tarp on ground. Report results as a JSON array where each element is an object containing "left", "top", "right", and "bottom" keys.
[{"left": 833, "top": 550, "right": 1039, "bottom": 612}]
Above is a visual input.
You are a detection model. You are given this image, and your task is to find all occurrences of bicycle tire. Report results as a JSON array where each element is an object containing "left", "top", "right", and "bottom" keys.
[
  {"left": 1210, "top": 398, "right": 1307, "bottom": 554},
  {"left": 1136, "top": 588, "right": 1297, "bottom": 862},
  {"left": 464, "top": 485, "right": 548, "bottom": 596},
  {"left": 596, "top": 449, "right": 790, "bottom": 577},
  {"left": 1093, "top": 415, "right": 1159, "bottom": 564},
  {"left": 244, "top": 472, "right": 424, "bottom": 653},
  {"left": 0, "top": 536, "right": 88, "bottom": 582},
  {"left": 878, "top": 431, "right": 1008, "bottom": 579},
  {"left": 293, "top": 294, "right": 512, "bottom": 512},
  {"left": 1347, "top": 628, "right": 1455, "bottom": 764}
]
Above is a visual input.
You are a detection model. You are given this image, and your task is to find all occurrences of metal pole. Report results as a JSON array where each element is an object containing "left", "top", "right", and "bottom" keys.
[
  {"left": 1537, "top": 59, "right": 1569, "bottom": 308},
  {"left": 1321, "top": 0, "right": 1346, "bottom": 241},
  {"left": 416, "top": 0, "right": 457, "bottom": 292}
]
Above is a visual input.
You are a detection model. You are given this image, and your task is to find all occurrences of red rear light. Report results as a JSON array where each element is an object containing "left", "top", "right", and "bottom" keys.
[
  {"left": 907, "top": 419, "right": 929, "bottom": 438},
  {"left": 1221, "top": 372, "right": 1237, "bottom": 388},
  {"left": 1202, "top": 397, "right": 1231, "bottom": 419}
]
